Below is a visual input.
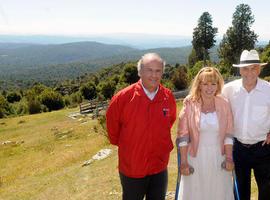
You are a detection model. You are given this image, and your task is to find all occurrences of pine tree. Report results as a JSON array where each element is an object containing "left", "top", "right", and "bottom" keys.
[
  {"left": 191, "top": 12, "right": 218, "bottom": 66},
  {"left": 218, "top": 4, "right": 258, "bottom": 74}
]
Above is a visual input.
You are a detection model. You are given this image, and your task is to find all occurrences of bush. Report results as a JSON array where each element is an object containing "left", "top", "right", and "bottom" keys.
[
  {"left": 10, "top": 99, "right": 29, "bottom": 115},
  {"left": 0, "top": 94, "right": 9, "bottom": 118},
  {"left": 39, "top": 89, "right": 64, "bottom": 111},
  {"left": 171, "top": 66, "right": 188, "bottom": 90},
  {"left": 70, "top": 92, "right": 83, "bottom": 104},
  {"left": 98, "top": 80, "right": 116, "bottom": 99},
  {"left": 28, "top": 98, "right": 42, "bottom": 114},
  {"left": 6, "top": 92, "right": 22, "bottom": 103},
  {"left": 120, "top": 64, "right": 139, "bottom": 84},
  {"left": 80, "top": 81, "right": 97, "bottom": 100}
]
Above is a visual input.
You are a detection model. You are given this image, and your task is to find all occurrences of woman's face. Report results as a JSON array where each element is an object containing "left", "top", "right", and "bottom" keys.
[{"left": 199, "top": 81, "right": 218, "bottom": 99}]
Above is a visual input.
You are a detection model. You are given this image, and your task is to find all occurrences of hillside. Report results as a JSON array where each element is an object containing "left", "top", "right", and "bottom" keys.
[
  {"left": 0, "top": 102, "right": 258, "bottom": 200},
  {"left": 0, "top": 41, "right": 137, "bottom": 67},
  {"left": 0, "top": 42, "right": 195, "bottom": 88},
  {"left": 0, "top": 104, "right": 177, "bottom": 200}
]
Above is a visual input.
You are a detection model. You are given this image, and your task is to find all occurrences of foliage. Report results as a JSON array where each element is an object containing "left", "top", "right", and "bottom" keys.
[
  {"left": 260, "top": 41, "right": 270, "bottom": 78},
  {"left": 0, "top": 43, "right": 194, "bottom": 90},
  {"left": 218, "top": 4, "right": 258, "bottom": 74},
  {"left": 171, "top": 66, "right": 188, "bottom": 90},
  {"left": 28, "top": 98, "right": 42, "bottom": 114},
  {"left": 188, "top": 48, "right": 199, "bottom": 67},
  {"left": 6, "top": 91, "right": 22, "bottom": 103},
  {"left": 70, "top": 91, "right": 83, "bottom": 105},
  {"left": 0, "top": 94, "right": 9, "bottom": 118},
  {"left": 80, "top": 81, "right": 97, "bottom": 100},
  {"left": 114, "top": 82, "right": 129, "bottom": 94},
  {"left": 192, "top": 12, "right": 217, "bottom": 64},
  {"left": 97, "top": 80, "right": 116, "bottom": 100},
  {"left": 120, "top": 63, "right": 139, "bottom": 84},
  {"left": 39, "top": 89, "right": 64, "bottom": 111},
  {"left": 188, "top": 60, "right": 207, "bottom": 79},
  {"left": 10, "top": 99, "right": 29, "bottom": 115}
]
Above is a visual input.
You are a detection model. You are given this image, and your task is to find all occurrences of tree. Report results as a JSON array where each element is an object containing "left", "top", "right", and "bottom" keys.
[
  {"left": 218, "top": 4, "right": 258, "bottom": 74},
  {"left": 0, "top": 94, "right": 9, "bottom": 118},
  {"left": 80, "top": 81, "right": 97, "bottom": 100},
  {"left": 260, "top": 41, "right": 270, "bottom": 78},
  {"left": 6, "top": 91, "right": 22, "bottom": 103},
  {"left": 171, "top": 66, "right": 188, "bottom": 90},
  {"left": 192, "top": 12, "right": 218, "bottom": 65},
  {"left": 39, "top": 89, "right": 64, "bottom": 111},
  {"left": 98, "top": 80, "right": 116, "bottom": 99},
  {"left": 188, "top": 48, "right": 199, "bottom": 67},
  {"left": 120, "top": 63, "right": 139, "bottom": 84}
]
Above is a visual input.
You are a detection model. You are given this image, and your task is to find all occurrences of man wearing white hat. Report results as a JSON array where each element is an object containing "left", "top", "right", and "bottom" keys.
[{"left": 222, "top": 49, "right": 270, "bottom": 200}]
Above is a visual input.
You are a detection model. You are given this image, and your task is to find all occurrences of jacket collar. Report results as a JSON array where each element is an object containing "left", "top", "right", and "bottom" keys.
[{"left": 134, "top": 81, "right": 167, "bottom": 102}]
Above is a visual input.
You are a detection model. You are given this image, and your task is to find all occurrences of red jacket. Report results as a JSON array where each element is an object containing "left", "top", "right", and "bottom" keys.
[{"left": 106, "top": 81, "right": 176, "bottom": 178}]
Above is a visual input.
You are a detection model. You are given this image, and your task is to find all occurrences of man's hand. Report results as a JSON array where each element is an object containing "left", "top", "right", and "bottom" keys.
[
  {"left": 262, "top": 132, "right": 270, "bottom": 146},
  {"left": 225, "top": 160, "right": 234, "bottom": 171},
  {"left": 222, "top": 159, "right": 234, "bottom": 171}
]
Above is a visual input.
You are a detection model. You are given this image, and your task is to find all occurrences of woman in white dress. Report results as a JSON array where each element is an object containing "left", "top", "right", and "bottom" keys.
[{"left": 177, "top": 67, "right": 234, "bottom": 200}]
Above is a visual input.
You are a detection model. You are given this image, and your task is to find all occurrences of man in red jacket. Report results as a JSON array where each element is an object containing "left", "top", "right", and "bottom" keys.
[{"left": 106, "top": 53, "right": 176, "bottom": 200}]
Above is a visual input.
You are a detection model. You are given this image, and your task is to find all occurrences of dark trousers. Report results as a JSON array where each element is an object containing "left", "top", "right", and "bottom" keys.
[
  {"left": 233, "top": 139, "right": 270, "bottom": 200},
  {"left": 119, "top": 169, "right": 168, "bottom": 200}
]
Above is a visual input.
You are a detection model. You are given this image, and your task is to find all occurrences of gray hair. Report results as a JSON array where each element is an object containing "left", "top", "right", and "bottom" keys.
[{"left": 137, "top": 53, "right": 166, "bottom": 75}]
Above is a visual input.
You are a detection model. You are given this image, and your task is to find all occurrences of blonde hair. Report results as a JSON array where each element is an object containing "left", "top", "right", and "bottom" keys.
[{"left": 189, "top": 67, "right": 224, "bottom": 101}]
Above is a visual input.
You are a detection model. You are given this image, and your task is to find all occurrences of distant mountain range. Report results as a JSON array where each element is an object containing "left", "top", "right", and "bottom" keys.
[
  {"left": 0, "top": 33, "right": 192, "bottom": 49},
  {"left": 0, "top": 41, "right": 195, "bottom": 88},
  {"left": 0, "top": 33, "right": 267, "bottom": 89}
]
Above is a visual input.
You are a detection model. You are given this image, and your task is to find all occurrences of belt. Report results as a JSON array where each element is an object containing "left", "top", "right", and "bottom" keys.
[{"left": 234, "top": 138, "right": 263, "bottom": 149}]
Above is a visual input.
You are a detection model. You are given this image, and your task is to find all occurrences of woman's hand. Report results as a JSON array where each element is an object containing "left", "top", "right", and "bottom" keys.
[{"left": 180, "top": 162, "right": 193, "bottom": 176}]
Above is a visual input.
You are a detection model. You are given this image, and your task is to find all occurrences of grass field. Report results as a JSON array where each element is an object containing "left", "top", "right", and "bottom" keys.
[{"left": 0, "top": 102, "right": 258, "bottom": 200}]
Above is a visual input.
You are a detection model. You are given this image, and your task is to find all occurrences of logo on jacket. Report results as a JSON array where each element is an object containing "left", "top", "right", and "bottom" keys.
[{"left": 162, "top": 108, "right": 170, "bottom": 117}]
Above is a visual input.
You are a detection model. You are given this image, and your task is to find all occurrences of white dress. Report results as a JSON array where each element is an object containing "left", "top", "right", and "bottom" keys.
[{"left": 178, "top": 112, "right": 234, "bottom": 200}]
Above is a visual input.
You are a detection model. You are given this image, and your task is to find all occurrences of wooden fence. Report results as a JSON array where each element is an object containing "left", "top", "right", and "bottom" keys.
[{"left": 79, "top": 100, "right": 108, "bottom": 115}]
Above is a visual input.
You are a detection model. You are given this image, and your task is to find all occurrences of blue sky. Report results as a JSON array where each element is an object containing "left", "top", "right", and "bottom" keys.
[{"left": 0, "top": 0, "right": 269, "bottom": 40}]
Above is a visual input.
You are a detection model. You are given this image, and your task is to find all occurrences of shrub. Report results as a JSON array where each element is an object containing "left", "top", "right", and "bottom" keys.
[
  {"left": 39, "top": 89, "right": 64, "bottom": 111},
  {"left": 6, "top": 92, "right": 22, "bottom": 103},
  {"left": 80, "top": 82, "right": 97, "bottom": 100},
  {"left": 28, "top": 98, "right": 42, "bottom": 114},
  {"left": 0, "top": 94, "right": 9, "bottom": 118}
]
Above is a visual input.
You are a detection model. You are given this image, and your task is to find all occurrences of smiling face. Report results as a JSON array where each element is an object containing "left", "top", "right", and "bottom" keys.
[
  {"left": 189, "top": 67, "right": 224, "bottom": 101},
  {"left": 240, "top": 64, "right": 261, "bottom": 90},
  {"left": 138, "top": 54, "right": 164, "bottom": 92},
  {"left": 200, "top": 81, "right": 218, "bottom": 99}
]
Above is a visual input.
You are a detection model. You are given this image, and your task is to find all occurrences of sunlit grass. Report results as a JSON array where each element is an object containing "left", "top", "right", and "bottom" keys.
[{"left": 0, "top": 102, "right": 257, "bottom": 199}]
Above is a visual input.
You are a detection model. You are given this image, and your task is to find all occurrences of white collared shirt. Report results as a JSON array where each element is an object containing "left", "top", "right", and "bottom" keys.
[
  {"left": 141, "top": 81, "right": 159, "bottom": 100},
  {"left": 222, "top": 78, "right": 270, "bottom": 144}
]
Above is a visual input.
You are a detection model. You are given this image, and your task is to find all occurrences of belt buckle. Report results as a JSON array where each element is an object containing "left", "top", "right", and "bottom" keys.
[{"left": 242, "top": 143, "right": 252, "bottom": 148}]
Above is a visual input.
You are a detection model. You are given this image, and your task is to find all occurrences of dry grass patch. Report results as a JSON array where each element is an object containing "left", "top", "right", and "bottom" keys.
[{"left": 0, "top": 102, "right": 258, "bottom": 199}]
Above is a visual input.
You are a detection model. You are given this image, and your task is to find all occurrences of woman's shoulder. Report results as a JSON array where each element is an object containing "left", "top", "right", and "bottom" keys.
[
  {"left": 183, "top": 95, "right": 194, "bottom": 104},
  {"left": 183, "top": 95, "right": 200, "bottom": 107},
  {"left": 215, "top": 95, "right": 230, "bottom": 106}
]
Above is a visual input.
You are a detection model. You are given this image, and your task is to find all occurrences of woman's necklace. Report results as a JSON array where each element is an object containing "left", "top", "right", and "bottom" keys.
[{"left": 202, "top": 99, "right": 215, "bottom": 114}]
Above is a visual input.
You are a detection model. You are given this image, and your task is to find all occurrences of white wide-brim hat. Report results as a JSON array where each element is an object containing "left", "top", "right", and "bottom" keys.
[{"left": 233, "top": 49, "right": 268, "bottom": 68}]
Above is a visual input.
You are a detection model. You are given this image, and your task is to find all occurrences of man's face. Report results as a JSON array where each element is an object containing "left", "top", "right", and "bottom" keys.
[
  {"left": 240, "top": 64, "right": 261, "bottom": 87},
  {"left": 139, "top": 58, "right": 163, "bottom": 92}
]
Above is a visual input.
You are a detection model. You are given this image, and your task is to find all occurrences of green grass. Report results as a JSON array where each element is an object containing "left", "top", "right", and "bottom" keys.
[{"left": 0, "top": 102, "right": 258, "bottom": 199}]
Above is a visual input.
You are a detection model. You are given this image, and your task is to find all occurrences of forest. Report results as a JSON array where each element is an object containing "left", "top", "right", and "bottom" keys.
[{"left": 0, "top": 3, "right": 270, "bottom": 118}]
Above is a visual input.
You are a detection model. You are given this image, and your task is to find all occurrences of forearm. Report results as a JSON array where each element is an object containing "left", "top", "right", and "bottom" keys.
[
  {"left": 179, "top": 145, "right": 188, "bottom": 164},
  {"left": 224, "top": 144, "right": 233, "bottom": 160}
]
